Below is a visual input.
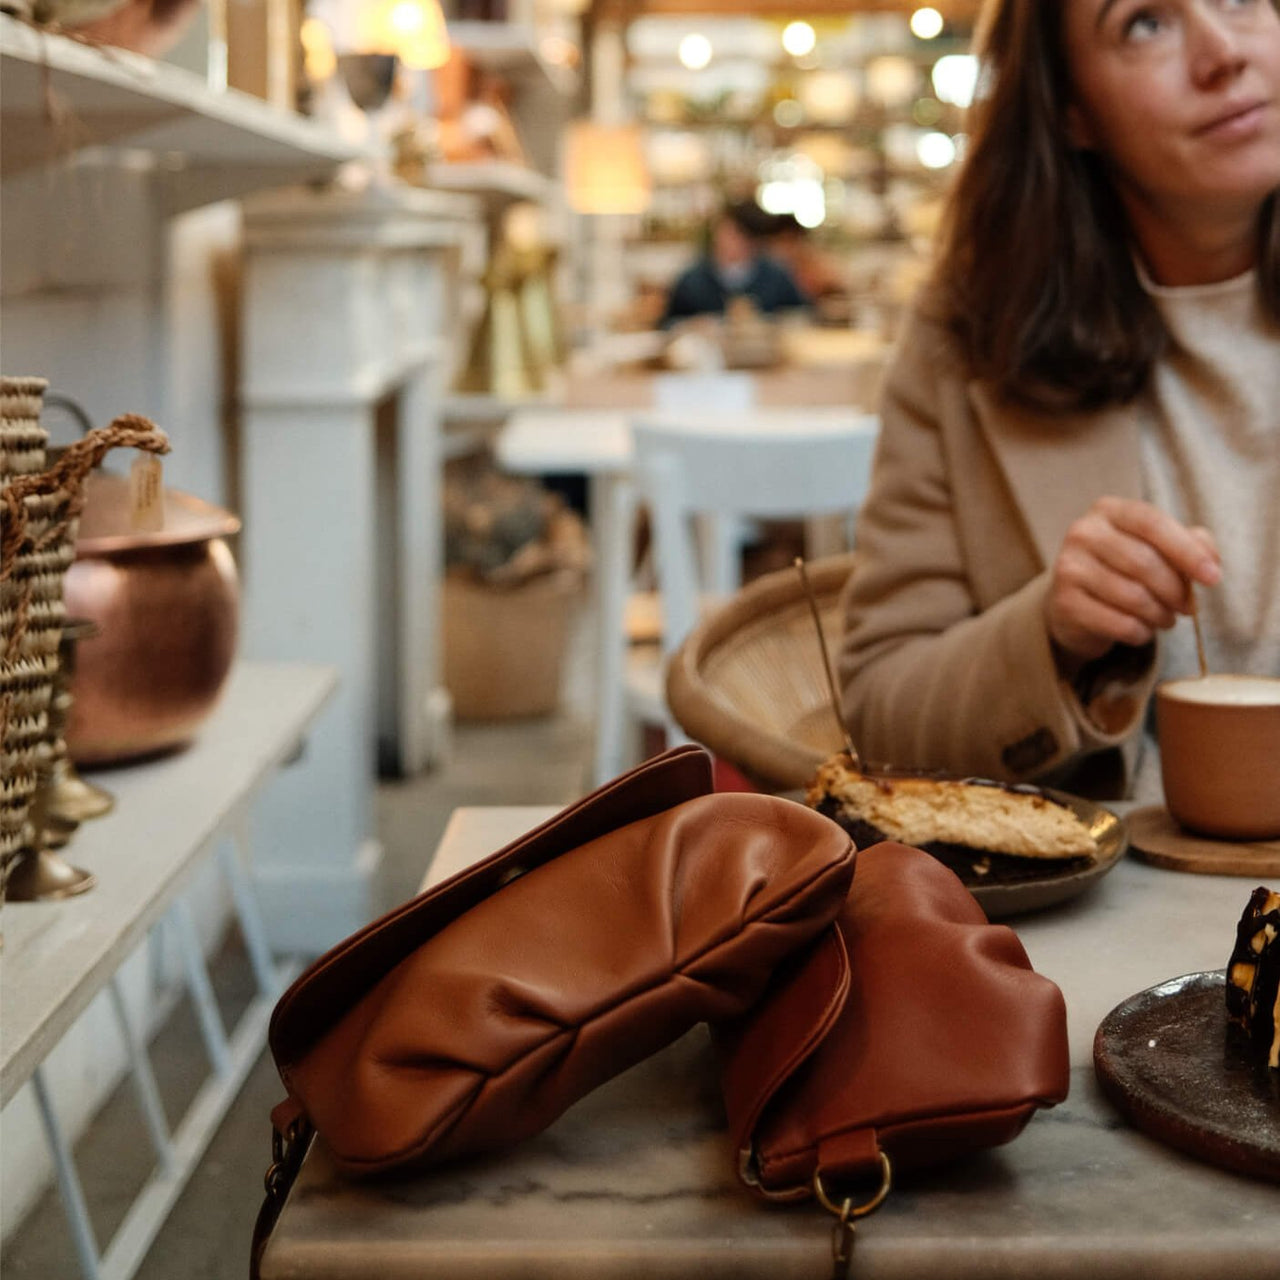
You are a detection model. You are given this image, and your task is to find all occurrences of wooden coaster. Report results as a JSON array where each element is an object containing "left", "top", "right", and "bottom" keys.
[{"left": 1128, "top": 806, "right": 1280, "bottom": 876}]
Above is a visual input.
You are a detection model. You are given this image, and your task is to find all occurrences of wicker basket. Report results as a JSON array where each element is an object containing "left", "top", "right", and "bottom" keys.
[
  {"left": 442, "top": 568, "right": 583, "bottom": 720},
  {"left": 0, "top": 383, "right": 169, "bottom": 860},
  {"left": 1, "top": 376, "right": 56, "bottom": 861},
  {"left": 665, "top": 552, "right": 858, "bottom": 793}
]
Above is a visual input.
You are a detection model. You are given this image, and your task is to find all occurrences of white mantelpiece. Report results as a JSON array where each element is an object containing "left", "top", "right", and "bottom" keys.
[{"left": 239, "top": 183, "right": 479, "bottom": 953}]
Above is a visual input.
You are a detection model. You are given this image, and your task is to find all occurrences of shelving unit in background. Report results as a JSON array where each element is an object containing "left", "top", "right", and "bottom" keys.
[
  {"left": 432, "top": 13, "right": 580, "bottom": 446},
  {"left": 0, "top": 18, "right": 364, "bottom": 1270},
  {"left": 449, "top": 19, "right": 579, "bottom": 98},
  {"left": 1, "top": 663, "right": 336, "bottom": 1280},
  {"left": 425, "top": 157, "right": 559, "bottom": 207},
  {"left": 0, "top": 14, "right": 365, "bottom": 205}
]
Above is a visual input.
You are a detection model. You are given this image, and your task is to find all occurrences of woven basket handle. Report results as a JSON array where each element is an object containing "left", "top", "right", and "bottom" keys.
[{"left": 0, "top": 414, "right": 169, "bottom": 581}]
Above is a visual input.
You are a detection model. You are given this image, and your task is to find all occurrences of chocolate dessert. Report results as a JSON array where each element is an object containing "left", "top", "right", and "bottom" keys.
[
  {"left": 1226, "top": 887, "right": 1280, "bottom": 1071},
  {"left": 806, "top": 754, "right": 1099, "bottom": 886}
]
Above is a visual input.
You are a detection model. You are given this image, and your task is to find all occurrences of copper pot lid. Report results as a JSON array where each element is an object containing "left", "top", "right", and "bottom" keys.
[{"left": 74, "top": 469, "right": 241, "bottom": 554}]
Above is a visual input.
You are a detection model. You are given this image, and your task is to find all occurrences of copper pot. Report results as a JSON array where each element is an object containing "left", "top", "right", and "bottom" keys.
[{"left": 63, "top": 470, "right": 241, "bottom": 766}]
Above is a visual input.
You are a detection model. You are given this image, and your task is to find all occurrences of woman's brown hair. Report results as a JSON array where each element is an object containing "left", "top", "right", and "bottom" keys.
[{"left": 933, "top": 0, "right": 1280, "bottom": 411}]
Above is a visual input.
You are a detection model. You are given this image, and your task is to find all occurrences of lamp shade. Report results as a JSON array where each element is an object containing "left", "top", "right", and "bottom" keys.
[
  {"left": 564, "top": 121, "right": 652, "bottom": 215},
  {"left": 359, "top": 0, "right": 450, "bottom": 70}
]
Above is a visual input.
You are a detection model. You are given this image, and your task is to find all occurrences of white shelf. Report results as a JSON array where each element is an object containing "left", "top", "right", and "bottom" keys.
[
  {"left": 447, "top": 20, "right": 579, "bottom": 96},
  {"left": 0, "top": 15, "right": 364, "bottom": 206},
  {"left": 0, "top": 659, "right": 337, "bottom": 1106},
  {"left": 425, "top": 159, "right": 559, "bottom": 209}
]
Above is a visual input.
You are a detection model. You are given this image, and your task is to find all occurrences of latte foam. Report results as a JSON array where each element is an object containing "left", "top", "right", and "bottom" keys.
[{"left": 1161, "top": 675, "right": 1280, "bottom": 707}]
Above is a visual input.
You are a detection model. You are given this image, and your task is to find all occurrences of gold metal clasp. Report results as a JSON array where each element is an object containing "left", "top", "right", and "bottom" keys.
[
  {"left": 264, "top": 1117, "right": 307, "bottom": 1197},
  {"left": 813, "top": 1153, "right": 893, "bottom": 1280}
]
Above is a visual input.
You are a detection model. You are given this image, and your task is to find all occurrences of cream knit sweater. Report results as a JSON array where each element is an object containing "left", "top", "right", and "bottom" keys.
[{"left": 1134, "top": 266, "right": 1280, "bottom": 796}]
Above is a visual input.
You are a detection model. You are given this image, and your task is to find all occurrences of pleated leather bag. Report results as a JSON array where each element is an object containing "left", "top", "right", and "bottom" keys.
[
  {"left": 717, "top": 841, "right": 1070, "bottom": 1227},
  {"left": 265, "top": 745, "right": 858, "bottom": 1178}
]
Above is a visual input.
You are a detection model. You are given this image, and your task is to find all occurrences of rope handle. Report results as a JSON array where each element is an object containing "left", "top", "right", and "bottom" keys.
[{"left": 1, "top": 413, "right": 169, "bottom": 582}]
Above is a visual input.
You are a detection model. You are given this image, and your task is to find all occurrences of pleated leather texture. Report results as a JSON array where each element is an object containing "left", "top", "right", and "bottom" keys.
[
  {"left": 273, "top": 759, "right": 855, "bottom": 1176},
  {"left": 717, "top": 841, "right": 1070, "bottom": 1198},
  {"left": 271, "top": 747, "right": 716, "bottom": 1068}
]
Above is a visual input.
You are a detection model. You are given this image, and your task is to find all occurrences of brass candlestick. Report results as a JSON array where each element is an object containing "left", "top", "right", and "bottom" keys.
[
  {"left": 2, "top": 744, "right": 96, "bottom": 902},
  {"left": 45, "top": 619, "right": 114, "bottom": 825}
]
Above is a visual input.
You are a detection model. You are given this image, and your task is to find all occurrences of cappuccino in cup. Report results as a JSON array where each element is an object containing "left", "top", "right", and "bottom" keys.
[{"left": 1156, "top": 675, "right": 1280, "bottom": 841}]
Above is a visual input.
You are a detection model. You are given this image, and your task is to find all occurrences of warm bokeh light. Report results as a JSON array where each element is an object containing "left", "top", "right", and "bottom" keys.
[
  {"left": 758, "top": 152, "right": 826, "bottom": 228},
  {"left": 564, "top": 121, "right": 652, "bottom": 215},
  {"left": 301, "top": 16, "right": 337, "bottom": 81},
  {"left": 798, "top": 70, "right": 859, "bottom": 125},
  {"left": 910, "top": 7, "right": 945, "bottom": 39},
  {"left": 917, "top": 130, "right": 957, "bottom": 169},
  {"left": 781, "top": 20, "right": 816, "bottom": 57},
  {"left": 678, "top": 32, "right": 713, "bottom": 70},
  {"left": 359, "top": 0, "right": 449, "bottom": 69},
  {"left": 773, "top": 98, "right": 804, "bottom": 128},
  {"left": 932, "top": 54, "right": 979, "bottom": 107},
  {"left": 865, "top": 55, "right": 918, "bottom": 109}
]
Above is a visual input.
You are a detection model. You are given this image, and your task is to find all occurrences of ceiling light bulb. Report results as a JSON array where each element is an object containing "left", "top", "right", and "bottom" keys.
[
  {"left": 917, "top": 130, "right": 957, "bottom": 169},
  {"left": 910, "top": 8, "right": 945, "bottom": 40},
  {"left": 678, "top": 32, "right": 713, "bottom": 71},
  {"left": 781, "top": 20, "right": 816, "bottom": 57},
  {"left": 932, "top": 54, "right": 979, "bottom": 108}
]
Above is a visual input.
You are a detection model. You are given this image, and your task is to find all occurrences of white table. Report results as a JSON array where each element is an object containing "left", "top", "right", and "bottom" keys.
[
  {"left": 496, "top": 407, "right": 879, "bottom": 785},
  {"left": 2, "top": 660, "right": 336, "bottom": 1280},
  {"left": 259, "top": 803, "right": 1280, "bottom": 1280}
]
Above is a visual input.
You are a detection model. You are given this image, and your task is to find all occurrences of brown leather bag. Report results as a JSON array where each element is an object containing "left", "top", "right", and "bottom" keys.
[
  {"left": 266, "top": 746, "right": 857, "bottom": 1177},
  {"left": 717, "top": 840, "right": 1071, "bottom": 1210}
]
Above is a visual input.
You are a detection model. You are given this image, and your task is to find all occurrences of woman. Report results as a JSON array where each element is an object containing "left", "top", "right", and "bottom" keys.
[{"left": 838, "top": 0, "right": 1280, "bottom": 800}]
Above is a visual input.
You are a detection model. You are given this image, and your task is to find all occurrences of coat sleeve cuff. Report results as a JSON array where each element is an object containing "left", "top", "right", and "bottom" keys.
[{"left": 1061, "top": 640, "right": 1157, "bottom": 747}]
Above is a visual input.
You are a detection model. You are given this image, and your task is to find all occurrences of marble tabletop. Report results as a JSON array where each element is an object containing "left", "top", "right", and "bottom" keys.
[{"left": 259, "top": 805, "right": 1280, "bottom": 1280}]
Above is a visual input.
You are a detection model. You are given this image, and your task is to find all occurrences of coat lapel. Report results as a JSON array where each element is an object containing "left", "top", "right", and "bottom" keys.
[{"left": 968, "top": 382, "right": 1146, "bottom": 570}]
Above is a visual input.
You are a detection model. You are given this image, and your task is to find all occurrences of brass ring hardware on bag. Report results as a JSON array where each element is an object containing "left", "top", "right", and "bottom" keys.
[
  {"left": 264, "top": 1118, "right": 308, "bottom": 1196},
  {"left": 812, "top": 1150, "right": 893, "bottom": 1220},
  {"left": 814, "top": 1153, "right": 892, "bottom": 1279}
]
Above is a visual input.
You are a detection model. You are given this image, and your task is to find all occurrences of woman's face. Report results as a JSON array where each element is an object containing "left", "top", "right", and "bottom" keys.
[{"left": 1062, "top": 0, "right": 1280, "bottom": 221}]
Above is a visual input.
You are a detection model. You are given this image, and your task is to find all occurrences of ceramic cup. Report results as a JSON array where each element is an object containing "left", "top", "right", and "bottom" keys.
[{"left": 1156, "top": 675, "right": 1280, "bottom": 841}]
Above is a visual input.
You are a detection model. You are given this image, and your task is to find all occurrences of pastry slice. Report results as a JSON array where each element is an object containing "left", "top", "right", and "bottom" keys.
[{"left": 806, "top": 753, "right": 1099, "bottom": 885}]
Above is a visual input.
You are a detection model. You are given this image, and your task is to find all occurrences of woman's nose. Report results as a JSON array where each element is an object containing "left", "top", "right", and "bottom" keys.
[{"left": 1188, "top": 6, "right": 1248, "bottom": 87}]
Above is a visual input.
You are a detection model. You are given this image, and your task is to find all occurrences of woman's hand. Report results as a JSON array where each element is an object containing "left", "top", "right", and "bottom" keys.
[{"left": 1045, "top": 497, "right": 1221, "bottom": 663}]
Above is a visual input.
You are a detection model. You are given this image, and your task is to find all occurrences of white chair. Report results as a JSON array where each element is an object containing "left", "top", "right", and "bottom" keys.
[
  {"left": 605, "top": 412, "right": 879, "bottom": 779},
  {"left": 652, "top": 371, "right": 757, "bottom": 594},
  {"left": 653, "top": 371, "right": 755, "bottom": 413}
]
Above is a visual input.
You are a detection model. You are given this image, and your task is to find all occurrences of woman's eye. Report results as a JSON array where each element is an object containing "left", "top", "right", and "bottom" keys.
[{"left": 1122, "top": 9, "right": 1164, "bottom": 39}]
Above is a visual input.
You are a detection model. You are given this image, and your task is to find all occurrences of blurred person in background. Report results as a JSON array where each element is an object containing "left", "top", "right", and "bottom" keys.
[
  {"left": 764, "top": 212, "right": 848, "bottom": 310},
  {"left": 660, "top": 199, "right": 810, "bottom": 327}
]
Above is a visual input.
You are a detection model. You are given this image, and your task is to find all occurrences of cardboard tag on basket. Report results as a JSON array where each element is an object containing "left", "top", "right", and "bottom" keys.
[{"left": 129, "top": 453, "right": 164, "bottom": 533}]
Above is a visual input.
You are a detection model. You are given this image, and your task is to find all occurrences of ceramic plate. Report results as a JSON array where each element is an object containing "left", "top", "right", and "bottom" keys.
[
  {"left": 968, "top": 789, "right": 1127, "bottom": 920},
  {"left": 1094, "top": 970, "right": 1280, "bottom": 1183}
]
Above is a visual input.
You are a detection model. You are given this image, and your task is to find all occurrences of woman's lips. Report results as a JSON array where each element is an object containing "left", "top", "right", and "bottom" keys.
[{"left": 1196, "top": 100, "right": 1269, "bottom": 139}]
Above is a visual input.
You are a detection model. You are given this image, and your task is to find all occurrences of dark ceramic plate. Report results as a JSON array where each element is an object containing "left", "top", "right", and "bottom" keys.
[
  {"left": 968, "top": 790, "right": 1127, "bottom": 920},
  {"left": 1094, "top": 970, "right": 1280, "bottom": 1183}
]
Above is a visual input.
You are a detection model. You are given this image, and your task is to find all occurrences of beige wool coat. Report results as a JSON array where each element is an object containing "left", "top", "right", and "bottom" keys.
[{"left": 837, "top": 300, "right": 1160, "bottom": 799}]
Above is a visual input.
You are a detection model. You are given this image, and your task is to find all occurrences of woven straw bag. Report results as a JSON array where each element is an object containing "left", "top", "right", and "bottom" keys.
[{"left": 0, "top": 376, "right": 169, "bottom": 862}]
